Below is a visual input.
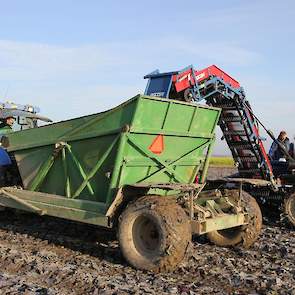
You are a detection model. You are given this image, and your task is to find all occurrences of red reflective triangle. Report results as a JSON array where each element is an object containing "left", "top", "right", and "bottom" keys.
[{"left": 149, "top": 134, "right": 164, "bottom": 154}]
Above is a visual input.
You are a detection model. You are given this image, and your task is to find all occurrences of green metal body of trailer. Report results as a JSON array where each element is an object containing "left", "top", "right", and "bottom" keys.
[
  {"left": 3, "top": 95, "right": 218, "bottom": 225},
  {"left": 0, "top": 94, "right": 262, "bottom": 272}
]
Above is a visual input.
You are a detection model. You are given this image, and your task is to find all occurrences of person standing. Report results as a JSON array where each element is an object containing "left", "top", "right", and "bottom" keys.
[{"left": 269, "top": 131, "right": 290, "bottom": 161}]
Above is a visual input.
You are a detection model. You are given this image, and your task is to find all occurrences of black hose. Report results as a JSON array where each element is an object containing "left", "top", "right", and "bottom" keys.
[{"left": 242, "top": 102, "right": 295, "bottom": 161}]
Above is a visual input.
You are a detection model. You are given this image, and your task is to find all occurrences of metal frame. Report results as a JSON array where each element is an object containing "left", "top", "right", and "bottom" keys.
[
  {"left": 0, "top": 187, "right": 109, "bottom": 226},
  {"left": 28, "top": 135, "right": 120, "bottom": 199}
]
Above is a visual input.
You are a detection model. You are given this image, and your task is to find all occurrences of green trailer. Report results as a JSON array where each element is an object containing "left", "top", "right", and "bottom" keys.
[{"left": 0, "top": 94, "right": 262, "bottom": 272}]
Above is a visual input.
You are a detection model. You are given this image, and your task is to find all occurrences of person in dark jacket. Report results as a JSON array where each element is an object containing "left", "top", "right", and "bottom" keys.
[
  {"left": 269, "top": 131, "right": 290, "bottom": 161},
  {"left": 0, "top": 116, "right": 15, "bottom": 135}
]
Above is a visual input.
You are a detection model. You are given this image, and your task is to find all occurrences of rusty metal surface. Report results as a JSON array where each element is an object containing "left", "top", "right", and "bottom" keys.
[
  {"left": 209, "top": 177, "right": 272, "bottom": 186},
  {"left": 191, "top": 213, "right": 246, "bottom": 234},
  {"left": 126, "top": 182, "right": 204, "bottom": 191}
]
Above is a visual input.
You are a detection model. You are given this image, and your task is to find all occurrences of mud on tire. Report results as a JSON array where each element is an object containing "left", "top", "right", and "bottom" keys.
[
  {"left": 284, "top": 194, "right": 295, "bottom": 227},
  {"left": 118, "top": 196, "right": 191, "bottom": 272},
  {"left": 207, "top": 190, "right": 262, "bottom": 248}
]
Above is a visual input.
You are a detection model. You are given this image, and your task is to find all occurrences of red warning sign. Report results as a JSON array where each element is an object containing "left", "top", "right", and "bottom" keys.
[{"left": 149, "top": 134, "right": 164, "bottom": 154}]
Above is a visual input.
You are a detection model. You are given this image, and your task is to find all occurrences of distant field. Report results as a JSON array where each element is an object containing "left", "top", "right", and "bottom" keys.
[{"left": 209, "top": 156, "right": 234, "bottom": 167}]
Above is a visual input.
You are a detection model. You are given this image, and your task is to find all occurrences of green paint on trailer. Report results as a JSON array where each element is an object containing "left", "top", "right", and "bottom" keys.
[{"left": 5, "top": 95, "right": 221, "bottom": 226}]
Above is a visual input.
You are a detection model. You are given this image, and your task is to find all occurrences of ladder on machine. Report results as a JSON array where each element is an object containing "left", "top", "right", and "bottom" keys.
[{"left": 197, "top": 75, "right": 274, "bottom": 181}]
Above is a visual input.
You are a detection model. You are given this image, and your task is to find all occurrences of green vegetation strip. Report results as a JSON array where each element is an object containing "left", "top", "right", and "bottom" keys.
[{"left": 209, "top": 157, "right": 234, "bottom": 167}]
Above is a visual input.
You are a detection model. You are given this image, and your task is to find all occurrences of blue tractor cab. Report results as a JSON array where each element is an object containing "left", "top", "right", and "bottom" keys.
[{"left": 144, "top": 65, "right": 201, "bottom": 102}]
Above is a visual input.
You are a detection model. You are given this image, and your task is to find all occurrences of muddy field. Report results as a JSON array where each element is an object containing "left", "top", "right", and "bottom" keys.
[{"left": 0, "top": 167, "right": 294, "bottom": 295}]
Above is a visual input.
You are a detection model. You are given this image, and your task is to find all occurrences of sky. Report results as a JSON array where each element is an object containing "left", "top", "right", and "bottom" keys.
[{"left": 0, "top": 0, "right": 294, "bottom": 155}]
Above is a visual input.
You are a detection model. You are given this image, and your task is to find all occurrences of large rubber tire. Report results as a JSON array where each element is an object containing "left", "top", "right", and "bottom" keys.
[
  {"left": 118, "top": 196, "right": 191, "bottom": 272},
  {"left": 207, "top": 191, "right": 262, "bottom": 248},
  {"left": 284, "top": 194, "right": 295, "bottom": 227}
]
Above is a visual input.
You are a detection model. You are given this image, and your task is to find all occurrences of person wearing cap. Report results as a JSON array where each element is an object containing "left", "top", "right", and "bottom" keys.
[
  {"left": 269, "top": 131, "right": 290, "bottom": 161},
  {"left": 0, "top": 116, "right": 15, "bottom": 135}
]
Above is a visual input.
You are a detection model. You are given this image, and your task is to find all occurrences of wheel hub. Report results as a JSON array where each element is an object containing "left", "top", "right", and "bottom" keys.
[{"left": 132, "top": 215, "right": 160, "bottom": 255}]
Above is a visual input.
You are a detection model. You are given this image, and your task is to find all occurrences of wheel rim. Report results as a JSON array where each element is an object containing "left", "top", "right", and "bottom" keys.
[{"left": 132, "top": 215, "right": 161, "bottom": 256}]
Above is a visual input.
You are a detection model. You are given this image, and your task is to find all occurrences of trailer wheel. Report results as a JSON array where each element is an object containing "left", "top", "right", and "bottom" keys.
[
  {"left": 207, "top": 191, "right": 262, "bottom": 248},
  {"left": 118, "top": 196, "right": 191, "bottom": 272},
  {"left": 284, "top": 194, "right": 295, "bottom": 227}
]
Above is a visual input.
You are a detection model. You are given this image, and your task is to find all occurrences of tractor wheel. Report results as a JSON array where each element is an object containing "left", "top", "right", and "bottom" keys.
[
  {"left": 284, "top": 194, "right": 295, "bottom": 227},
  {"left": 207, "top": 191, "right": 262, "bottom": 248},
  {"left": 118, "top": 196, "right": 191, "bottom": 272}
]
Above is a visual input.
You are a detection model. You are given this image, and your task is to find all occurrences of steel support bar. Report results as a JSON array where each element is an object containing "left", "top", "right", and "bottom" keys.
[
  {"left": 200, "top": 137, "right": 215, "bottom": 184},
  {"left": 62, "top": 148, "right": 71, "bottom": 198},
  {"left": 0, "top": 187, "right": 109, "bottom": 227},
  {"left": 105, "top": 133, "right": 127, "bottom": 206},
  {"left": 28, "top": 154, "right": 55, "bottom": 191},
  {"left": 130, "top": 136, "right": 211, "bottom": 184},
  {"left": 126, "top": 134, "right": 190, "bottom": 184},
  {"left": 191, "top": 213, "right": 246, "bottom": 235},
  {"left": 72, "top": 135, "right": 120, "bottom": 198},
  {"left": 0, "top": 189, "right": 46, "bottom": 215},
  {"left": 129, "top": 129, "right": 214, "bottom": 139},
  {"left": 65, "top": 144, "right": 94, "bottom": 196}
]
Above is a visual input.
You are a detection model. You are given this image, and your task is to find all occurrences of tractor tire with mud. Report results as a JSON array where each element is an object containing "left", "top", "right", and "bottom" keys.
[
  {"left": 118, "top": 195, "right": 191, "bottom": 272},
  {"left": 207, "top": 190, "right": 262, "bottom": 248},
  {"left": 284, "top": 193, "right": 295, "bottom": 227}
]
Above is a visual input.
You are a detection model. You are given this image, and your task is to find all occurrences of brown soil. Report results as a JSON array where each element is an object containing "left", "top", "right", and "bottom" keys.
[{"left": 0, "top": 167, "right": 293, "bottom": 294}]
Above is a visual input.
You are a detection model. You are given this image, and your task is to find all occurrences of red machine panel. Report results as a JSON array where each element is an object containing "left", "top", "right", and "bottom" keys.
[
  {"left": 195, "top": 65, "right": 241, "bottom": 89},
  {"left": 171, "top": 65, "right": 241, "bottom": 93},
  {"left": 172, "top": 69, "right": 196, "bottom": 92}
]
